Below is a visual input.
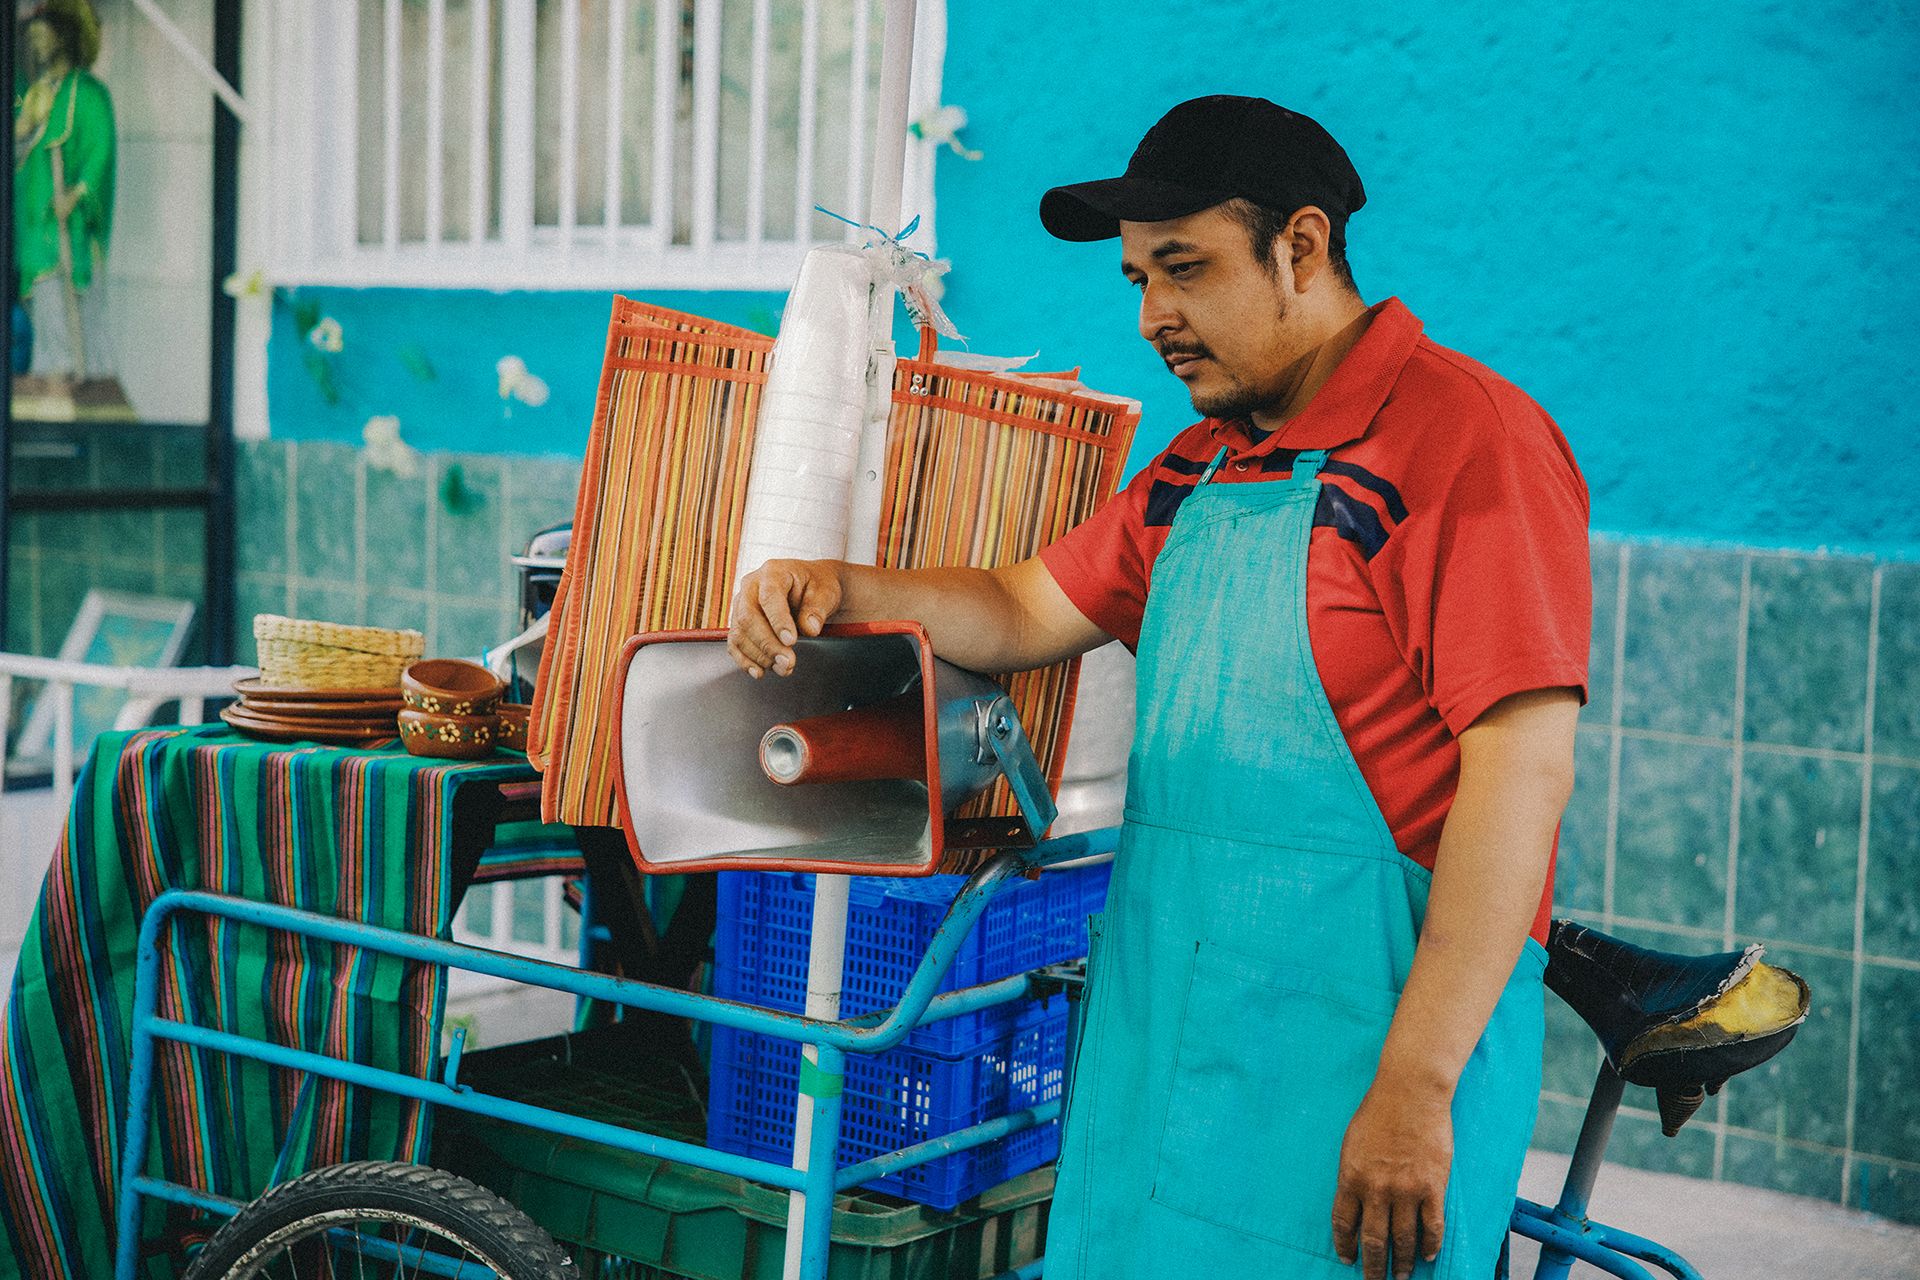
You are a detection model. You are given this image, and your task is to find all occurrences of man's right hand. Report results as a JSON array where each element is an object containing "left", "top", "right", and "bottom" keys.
[
  {"left": 728, "top": 559, "right": 846, "bottom": 678},
  {"left": 727, "top": 555, "right": 1106, "bottom": 679}
]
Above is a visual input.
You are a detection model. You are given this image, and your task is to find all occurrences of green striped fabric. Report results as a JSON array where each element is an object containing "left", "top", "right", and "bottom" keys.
[{"left": 0, "top": 726, "right": 556, "bottom": 1278}]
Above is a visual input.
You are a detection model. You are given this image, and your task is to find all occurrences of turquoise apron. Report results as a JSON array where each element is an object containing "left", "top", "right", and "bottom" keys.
[{"left": 1045, "top": 448, "right": 1547, "bottom": 1278}]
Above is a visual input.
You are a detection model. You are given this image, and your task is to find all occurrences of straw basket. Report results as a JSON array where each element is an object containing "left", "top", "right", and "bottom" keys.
[{"left": 252, "top": 615, "right": 425, "bottom": 690}]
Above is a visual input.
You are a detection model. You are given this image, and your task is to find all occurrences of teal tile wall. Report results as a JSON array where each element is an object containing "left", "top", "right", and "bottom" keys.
[
  {"left": 7, "top": 429, "right": 210, "bottom": 664},
  {"left": 233, "top": 439, "right": 580, "bottom": 666},
  {"left": 223, "top": 450, "right": 1920, "bottom": 1226},
  {"left": 1544, "top": 537, "right": 1920, "bottom": 1225},
  {"left": 5, "top": 429, "right": 211, "bottom": 749}
]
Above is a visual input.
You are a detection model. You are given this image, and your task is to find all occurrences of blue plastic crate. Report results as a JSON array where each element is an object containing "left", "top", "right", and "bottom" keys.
[
  {"left": 713, "top": 861, "right": 1109, "bottom": 1055},
  {"left": 707, "top": 996, "right": 1068, "bottom": 1210}
]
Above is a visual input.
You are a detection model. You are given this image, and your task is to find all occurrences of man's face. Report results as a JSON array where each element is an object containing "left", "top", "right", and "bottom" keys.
[{"left": 1119, "top": 206, "right": 1300, "bottom": 422}]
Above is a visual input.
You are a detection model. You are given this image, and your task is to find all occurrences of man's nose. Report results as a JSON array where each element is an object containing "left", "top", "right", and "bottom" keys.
[{"left": 1138, "top": 282, "right": 1182, "bottom": 343}]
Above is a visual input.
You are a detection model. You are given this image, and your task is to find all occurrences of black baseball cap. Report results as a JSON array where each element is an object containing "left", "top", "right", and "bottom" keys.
[{"left": 1039, "top": 96, "right": 1366, "bottom": 246}]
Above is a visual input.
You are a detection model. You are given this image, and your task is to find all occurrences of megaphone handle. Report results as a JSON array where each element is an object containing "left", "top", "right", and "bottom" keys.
[{"left": 983, "top": 698, "right": 1058, "bottom": 838}]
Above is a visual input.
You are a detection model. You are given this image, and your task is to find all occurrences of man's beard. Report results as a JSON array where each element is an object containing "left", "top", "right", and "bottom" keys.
[
  {"left": 1173, "top": 293, "right": 1289, "bottom": 422},
  {"left": 1189, "top": 374, "right": 1270, "bottom": 422}
]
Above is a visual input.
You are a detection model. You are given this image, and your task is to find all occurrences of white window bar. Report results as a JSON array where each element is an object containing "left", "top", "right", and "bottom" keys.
[
  {"left": 499, "top": 0, "right": 537, "bottom": 255},
  {"left": 843, "top": 0, "right": 871, "bottom": 234},
  {"left": 556, "top": 0, "right": 581, "bottom": 255},
  {"left": 490, "top": 875, "right": 512, "bottom": 944},
  {"left": 649, "top": 0, "right": 677, "bottom": 253},
  {"left": 468, "top": 0, "right": 492, "bottom": 247},
  {"left": 746, "top": 0, "right": 772, "bottom": 251},
  {"left": 794, "top": 0, "right": 820, "bottom": 241},
  {"left": 267, "top": 1, "right": 306, "bottom": 268},
  {"left": 330, "top": 2, "right": 359, "bottom": 270},
  {"left": 602, "top": 0, "right": 627, "bottom": 245},
  {"left": 690, "top": 0, "right": 723, "bottom": 254},
  {"left": 424, "top": 0, "right": 447, "bottom": 252},
  {"left": 542, "top": 869, "right": 564, "bottom": 956},
  {"left": 381, "top": 0, "right": 402, "bottom": 252}
]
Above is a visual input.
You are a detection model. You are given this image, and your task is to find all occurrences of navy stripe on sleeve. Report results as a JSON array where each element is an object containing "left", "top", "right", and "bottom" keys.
[
  {"left": 1313, "top": 486, "right": 1389, "bottom": 559},
  {"left": 1322, "top": 460, "right": 1409, "bottom": 523},
  {"left": 1255, "top": 452, "right": 1406, "bottom": 524},
  {"left": 1144, "top": 478, "right": 1195, "bottom": 528}
]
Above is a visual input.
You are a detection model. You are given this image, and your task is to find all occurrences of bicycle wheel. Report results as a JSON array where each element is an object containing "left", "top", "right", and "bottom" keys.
[{"left": 182, "top": 1160, "right": 579, "bottom": 1280}]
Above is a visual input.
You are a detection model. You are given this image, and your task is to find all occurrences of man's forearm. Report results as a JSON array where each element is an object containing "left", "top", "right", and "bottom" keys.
[
  {"left": 1372, "top": 689, "right": 1579, "bottom": 1098},
  {"left": 832, "top": 562, "right": 1023, "bottom": 669},
  {"left": 833, "top": 558, "right": 1102, "bottom": 673}
]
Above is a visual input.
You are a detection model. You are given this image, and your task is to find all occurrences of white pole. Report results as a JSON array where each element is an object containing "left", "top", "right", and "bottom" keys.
[
  {"left": 842, "top": 0, "right": 918, "bottom": 566},
  {"left": 782, "top": 4, "right": 917, "bottom": 1277}
]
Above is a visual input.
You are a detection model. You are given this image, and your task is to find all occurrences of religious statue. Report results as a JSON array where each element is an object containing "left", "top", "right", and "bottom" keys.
[{"left": 12, "top": 0, "right": 129, "bottom": 418}]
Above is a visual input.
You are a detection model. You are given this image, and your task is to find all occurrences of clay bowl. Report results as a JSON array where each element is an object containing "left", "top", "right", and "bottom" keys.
[
  {"left": 397, "top": 707, "right": 498, "bottom": 760},
  {"left": 401, "top": 658, "right": 505, "bottom": 717},
  {"left": 495, "top": 702, "right": 531, "bottom": 752}
]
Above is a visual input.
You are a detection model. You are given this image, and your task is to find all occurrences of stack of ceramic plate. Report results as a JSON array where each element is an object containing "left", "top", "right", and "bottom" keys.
[{"left": 220, "top": 677, "right": 404, "bottom": 745}]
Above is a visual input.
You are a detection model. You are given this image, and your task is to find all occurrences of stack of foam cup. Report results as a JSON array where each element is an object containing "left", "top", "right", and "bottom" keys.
[{"left": 731, "top": 245, "right": 876, "bottom": 599}]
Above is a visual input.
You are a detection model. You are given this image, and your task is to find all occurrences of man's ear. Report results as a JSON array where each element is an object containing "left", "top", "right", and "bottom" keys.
[{"left": 1286, "top": 205, "right": 1334, "bottom": 293}]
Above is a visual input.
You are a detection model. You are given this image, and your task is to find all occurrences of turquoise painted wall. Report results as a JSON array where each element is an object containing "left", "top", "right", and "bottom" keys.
[
  {"left": 933, "top": 0, "right": 1920, "bottom": 553},
  {"left": 263, "top": 1, "right": 1920, "bottom": 553},
  {"left": 265, "top": 287, "right": 787, "bottom": 455}
]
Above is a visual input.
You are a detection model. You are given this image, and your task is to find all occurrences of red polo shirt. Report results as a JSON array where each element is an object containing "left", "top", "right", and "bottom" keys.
[{"left": 1040, "top": 298, "right": 1590, "bottom": 944}]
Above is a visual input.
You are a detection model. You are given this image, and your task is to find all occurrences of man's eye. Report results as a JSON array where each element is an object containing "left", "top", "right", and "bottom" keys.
[{"left": 1167, "top": 260, "right": 1199, "bottom": 278}]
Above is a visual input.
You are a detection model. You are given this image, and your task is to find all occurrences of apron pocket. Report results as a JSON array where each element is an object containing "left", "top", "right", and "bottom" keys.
[{"left": 1150, "top": 941, "right": 1399, "bottom": 1260}]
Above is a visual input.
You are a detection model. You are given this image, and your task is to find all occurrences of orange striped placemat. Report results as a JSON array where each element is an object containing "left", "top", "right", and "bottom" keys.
[
  {"left": 529, "top": 299, "right": 774, "bottom": 826},
  {"left": 882, "top": 350, "right": 1140, "bottom": 832}
]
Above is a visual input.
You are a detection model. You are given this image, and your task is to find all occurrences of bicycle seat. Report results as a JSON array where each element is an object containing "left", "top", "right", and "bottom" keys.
[{"left": 1544, "top": 919, "right": 1809, "bottom": 1135}]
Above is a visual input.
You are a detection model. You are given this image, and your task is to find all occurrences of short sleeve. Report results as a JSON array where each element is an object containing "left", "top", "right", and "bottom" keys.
[
  {"left": 1376, "top": 394, "right": 1592, "bottom": 735},
  {"left": 1038, "top": 461, "right": 1155, "bottom": 649}
]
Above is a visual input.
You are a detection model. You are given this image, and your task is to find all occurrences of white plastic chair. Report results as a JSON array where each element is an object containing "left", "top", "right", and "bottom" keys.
[{"left": 0, "top": 589, "right": 254, "bottom": 809}]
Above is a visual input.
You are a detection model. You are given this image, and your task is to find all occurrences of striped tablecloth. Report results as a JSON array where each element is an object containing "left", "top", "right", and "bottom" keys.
[{"left": 0, "top": 726, "right": 573, "bottom": 1279}]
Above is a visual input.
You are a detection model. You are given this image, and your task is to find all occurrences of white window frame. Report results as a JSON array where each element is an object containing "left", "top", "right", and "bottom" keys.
[{"left": 260, "top": 0, "right": 947, "bottom": 292}]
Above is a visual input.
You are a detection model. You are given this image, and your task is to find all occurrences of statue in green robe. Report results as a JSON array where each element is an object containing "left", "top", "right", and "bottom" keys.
[{"left": 14, "top": 1, "right": 115, "bottom": 384}]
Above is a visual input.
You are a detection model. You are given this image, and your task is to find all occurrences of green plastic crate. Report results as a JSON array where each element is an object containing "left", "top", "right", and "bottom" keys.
[{"left": 432, "top": 1027, "right": 1053, "bottom": 1280}]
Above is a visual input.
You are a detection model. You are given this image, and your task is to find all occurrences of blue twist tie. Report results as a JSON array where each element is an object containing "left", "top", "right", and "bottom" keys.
[{"left": 812, "top": 205, "right": 962, "bottom": 342}]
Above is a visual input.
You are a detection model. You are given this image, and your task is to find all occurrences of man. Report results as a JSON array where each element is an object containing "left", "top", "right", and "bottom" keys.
[{"left": 730, "top": 96, "right": 1589, "bottom": 1280}]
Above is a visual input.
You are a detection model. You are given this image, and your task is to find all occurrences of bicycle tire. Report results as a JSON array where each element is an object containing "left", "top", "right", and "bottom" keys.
[{"left": 182, "top": 1160, "right": 579, "bottom": 1280}]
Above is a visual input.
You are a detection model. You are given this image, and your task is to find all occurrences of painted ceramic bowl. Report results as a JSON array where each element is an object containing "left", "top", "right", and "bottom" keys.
[
  {"left": 401, "top": 658, "right": 506, "bottom": 717},
  {"left": 397, "top": 708, "right": 497, "bottom": 759},
  {"left": 495, "top": 702, "right": 531, "bottom": 752}
]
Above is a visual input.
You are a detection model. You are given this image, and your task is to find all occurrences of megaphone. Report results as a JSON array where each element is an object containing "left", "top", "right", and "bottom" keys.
[{"left": 612, "top": 621, "right": 1057, "bottom": 875}]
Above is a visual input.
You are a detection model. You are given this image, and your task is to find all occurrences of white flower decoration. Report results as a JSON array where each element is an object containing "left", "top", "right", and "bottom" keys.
[
  {"left": 308, "top": 316, "right": 344, "bottom": 353},
  {"left": 362, "top": 414, "right": 421, "bottom": 478},
  {"left": 496, "top": 354, "right": 550, "bottom": 408},
  {"left": 222, "top": 268, "right": 266, "bottom": 299},
  {"left": 496, "top": 355, "right": 526, "bottom": 396},
  {"left": 910, "top": 104, "right": 982, "bottom": 160}
]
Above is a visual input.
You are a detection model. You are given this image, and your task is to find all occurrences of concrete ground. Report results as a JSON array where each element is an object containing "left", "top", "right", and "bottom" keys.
[{"left": 1513, "top": 1150, "right": 1920, "bottom": 1279}]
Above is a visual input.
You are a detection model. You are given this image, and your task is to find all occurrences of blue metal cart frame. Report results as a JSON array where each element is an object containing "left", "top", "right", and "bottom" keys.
[
  {"left": 114, "top": 819, "right": 1709, "bottom": 1280},
  {"left": 1505, "top": 1064, "right": 1702, "bottom": 1280},
  {"left": 113, "top": 828, "right": 1117, "bottom": 1280}
]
